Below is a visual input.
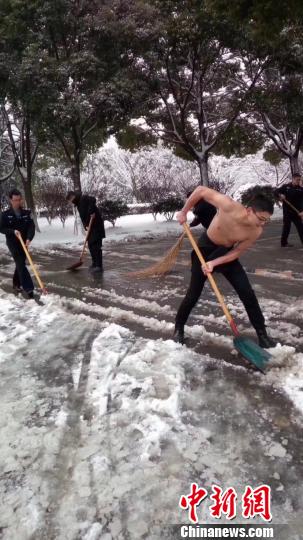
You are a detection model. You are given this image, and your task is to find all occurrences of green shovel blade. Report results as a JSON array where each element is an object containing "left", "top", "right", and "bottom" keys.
[{"left": 233, "top": 336, "right": 272, "bottom": 373}]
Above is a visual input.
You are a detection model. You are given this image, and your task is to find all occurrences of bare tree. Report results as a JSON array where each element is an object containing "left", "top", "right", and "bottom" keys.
[
  {"left": 0, "top": 108, "right": 15, "bottom": 183},
  {"left": 260, "top": 114, "right": 302, "bottom": 175},
  {"left": 241, "top": 66, "right": 303, "bottom": 175},
  {"left": 1, "top": 103, "right": 40, "bottom": 230}
]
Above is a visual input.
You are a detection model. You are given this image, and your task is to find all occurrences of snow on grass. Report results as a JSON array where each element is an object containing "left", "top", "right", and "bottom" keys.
[
  {"left": 0, "top": 212, "right": 184, "bottom": 251},
  {"left": 0, "top": 205, "right": 283, "bottom": 253}
]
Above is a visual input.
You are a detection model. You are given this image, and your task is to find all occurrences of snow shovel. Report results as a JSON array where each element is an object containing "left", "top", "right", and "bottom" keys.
[
  {"left": 183, "top": 223, "right": 271, "bottom": 373},
  {"left": 66, "top": 215, "right": 95, "bottom": 271},
  {"left": 16, "top": 232, "right": 48, "bottom": 294},
  {"left": 284, "top": 198, "right": 303, "bottom": 220}
]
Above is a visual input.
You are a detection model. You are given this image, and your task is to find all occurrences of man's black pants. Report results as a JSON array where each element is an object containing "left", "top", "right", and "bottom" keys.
[
  {"left": 281, "top": 211, "right": 303, "bottom": 246},
  {"left": 88, "top": 238, "right": 103, "bottom": 268},
  {"left": 175, "top": 239, "right": 265, "bottom": 332},
  {"left": 8, "top": 244, "right": 34, "bottom": 292}
]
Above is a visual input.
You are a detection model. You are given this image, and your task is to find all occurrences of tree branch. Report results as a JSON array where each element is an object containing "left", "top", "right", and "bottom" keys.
[{"left": 0, "top": 163, "right": 16, "bottom": 183}]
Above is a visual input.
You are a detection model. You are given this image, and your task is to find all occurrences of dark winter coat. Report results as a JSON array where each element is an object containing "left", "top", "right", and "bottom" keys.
[
  {"left": 190, "top": 200, "right": 217, "bottom": 229},
  {"left": 275, "top": 183, "right": 303, "bottom": 215},
  {"left": 0, "top": 207, "right": 35, "bottom": 251},
  {"left": 73, "top": 194, "right": 105, "bottom": 242}
]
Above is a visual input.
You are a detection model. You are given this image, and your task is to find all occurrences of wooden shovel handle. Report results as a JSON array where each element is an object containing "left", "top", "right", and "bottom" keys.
[
  {"left": 284, "top": 198, "right": 302, "bottom": 218},
  {"left": 80, "top": 215, "right": 95, "bottom": 260},
  {"left": 16, "top": 233, "right": 47, "bottom": 293},
  {"left": 183, "top": 223, "right": 239, "bottom": 335}
]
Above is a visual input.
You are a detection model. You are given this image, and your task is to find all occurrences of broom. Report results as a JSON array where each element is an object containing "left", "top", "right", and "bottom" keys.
[
  {"left": 128, "top": 231, "right": 186, "bottom": 278},
  {"left": 16, "top": 232, "right": 48, "bottom": 294},
  {"left": 66, "top": 215, "right": 95, "bottom": 270},
  {"left": 284, "top": 198, "right": 303, "bottom": 219}
]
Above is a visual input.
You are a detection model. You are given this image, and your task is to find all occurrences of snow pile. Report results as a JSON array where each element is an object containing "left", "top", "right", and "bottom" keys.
[
  {"left": 224, "top": 293, "right": 303, "bottom": 415},
  {"left": 265, "top": 346, "right": 303, "bottom": 415}
]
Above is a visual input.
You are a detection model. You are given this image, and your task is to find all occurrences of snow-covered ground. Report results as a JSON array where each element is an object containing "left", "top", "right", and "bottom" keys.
[{"left": 0, "top": 286, "right": 302, "bottom": 539}]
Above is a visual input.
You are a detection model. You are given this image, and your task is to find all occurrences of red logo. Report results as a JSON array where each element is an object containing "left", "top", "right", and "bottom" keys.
[
  {"left": 179, "top": 483, "right": 208, "bottom": 524},
  {"left": 209, "top": 485, "right": 237, "bottom": 520},
  {"left": 242, "top": 485, "right": 272, "bottom": 522},
  {"left": 179, "top": 483, "right": 272, "bottom": 523}
]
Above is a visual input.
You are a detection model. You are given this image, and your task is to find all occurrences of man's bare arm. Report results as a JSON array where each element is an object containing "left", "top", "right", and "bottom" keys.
[{"left": 178, "top": 186, "right": 233, "bottom": 223}]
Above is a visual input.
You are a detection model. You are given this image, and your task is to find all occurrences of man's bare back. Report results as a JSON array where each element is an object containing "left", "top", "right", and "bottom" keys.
[{"left": 177, "top": 186, "right": 272, "bottom": 273}]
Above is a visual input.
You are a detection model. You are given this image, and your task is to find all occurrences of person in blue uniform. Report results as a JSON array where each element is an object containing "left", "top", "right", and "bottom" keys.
[{"left": 0, "top": 189, "right": 35, "bottom": 297}]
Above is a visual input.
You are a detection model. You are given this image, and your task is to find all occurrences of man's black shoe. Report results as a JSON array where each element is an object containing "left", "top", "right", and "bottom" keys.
[
  {"left": 256, "top": 329, "right": 276, "bottom": 349},
  {"left": 281, "top": 243, "right": 294, "bottom": 247},
  {"left": 13, "top": 286, "right": 22, "bottom": 293},
  {"left": 27, "top": 291, "right": 34, "bottom": 299},
  {"left": 173, "top": 326, "right": 185, "bottom": 345},
  {"left": 90, "top": 266, "right": 103, "bottom": 273}
]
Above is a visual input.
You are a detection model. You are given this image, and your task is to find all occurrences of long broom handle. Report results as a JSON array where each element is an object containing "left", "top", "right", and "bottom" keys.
[
  {"left": 183, "top": 223, "right": 239, "bottom": 336},
  {"left": 16, "top": 233, "right": 46, "bottom": 292},
  {"left": 80, "top": 215, "right": 95, "bottom": 260},
  {"left": 284, "top": 197, "right": 302, "bottom": 217}
]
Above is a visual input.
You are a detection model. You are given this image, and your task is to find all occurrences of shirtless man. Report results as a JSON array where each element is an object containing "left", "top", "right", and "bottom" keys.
[{"left": 174, "top": 186, "right": 276, "bottom": 348}]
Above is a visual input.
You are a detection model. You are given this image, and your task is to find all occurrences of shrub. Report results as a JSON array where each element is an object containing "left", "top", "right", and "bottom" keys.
[
  {"left": 151, "top": 196, "right": 183, "bottom": 221},
  {"left": 99, "top": 199, "right": 129, "bottom": 227}
]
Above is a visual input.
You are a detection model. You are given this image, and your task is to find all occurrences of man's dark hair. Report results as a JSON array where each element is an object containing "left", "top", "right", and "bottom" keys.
[
  {"left": 241, "top": 185, "right": 275, "bottom": 212},
  {"left": 292, "top": 172, "right": 301, "bottom": 179},
  {"left": 9, "top": 188, "right": 22, "bottom": 199},
  {"left": 248, "top": 194, "right": 274, "bottom": 215}
]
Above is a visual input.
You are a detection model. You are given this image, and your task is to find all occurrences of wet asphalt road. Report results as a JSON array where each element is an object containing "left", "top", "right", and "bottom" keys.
[
  {"left": 0, "top": 219, "right": 303, "bottom": 539},
  {"left": 0, "top": 219, "right": 302, "bottom": 362}
]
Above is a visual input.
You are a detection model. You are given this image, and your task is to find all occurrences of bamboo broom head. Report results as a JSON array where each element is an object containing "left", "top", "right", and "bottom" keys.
[{"left": 127, "top": 232, "right": 186, "bottom": 278}]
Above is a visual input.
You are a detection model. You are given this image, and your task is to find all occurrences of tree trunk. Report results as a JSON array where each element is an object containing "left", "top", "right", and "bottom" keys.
[
  {"left": 290, "top": 155, "right": 300, "bottom": 176},
  {"left": 22, "top": 175, "right": 40, "bottom": 232},
  {"left": 71, "top": 158, "right": 81, "bottom": 191},
  {"left": 198, "top": 156, "right": 209, "bottom": 186},
  {"left": 23, "top": 120, "right": 40, "bottom": 232}
]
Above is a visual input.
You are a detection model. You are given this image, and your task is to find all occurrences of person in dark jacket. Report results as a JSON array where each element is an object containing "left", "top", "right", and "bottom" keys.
[
  {"left": 187, "top": 192, "right": 218, "bottom": 230},
  {"left": 275, "top": 173, "right": 303, "bottom": 247},
  {"left": 0, "top": 189, "right": 35, "bottom": 297},
  {"left": 67, "top": 191, "right": 106, "bottom": 272}
]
